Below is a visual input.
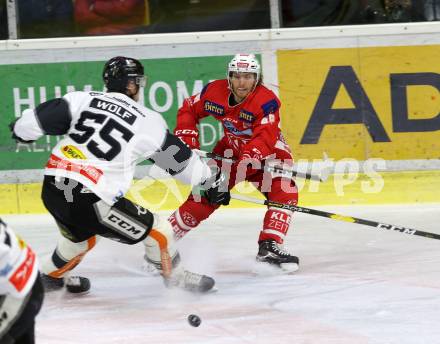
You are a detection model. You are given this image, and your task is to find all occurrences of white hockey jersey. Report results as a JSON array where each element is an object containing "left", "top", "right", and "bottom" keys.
[
  {"left": 0, "top": 220, "right": 38, "bottom": 297},
  {"left": 0, "top": 219, "right": 39, "bottom": 336},
  {"left": 13, "top": 91, "right": 213, "bottom": 205}
]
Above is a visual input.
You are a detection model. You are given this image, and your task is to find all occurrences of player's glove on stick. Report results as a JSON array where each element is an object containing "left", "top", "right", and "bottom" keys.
[
  {"left": 201, "top": 168, "right": 230, "bottom": 206},
  {"left": 174, "top": 129, "right": 200, "bottom": 150}
]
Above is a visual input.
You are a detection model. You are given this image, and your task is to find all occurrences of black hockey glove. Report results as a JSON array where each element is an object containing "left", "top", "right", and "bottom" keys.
[
  {"left": 9, "top": 119, "right": 35, "bottom": 144},
  {"left": 201, "top": 168, "right": 230, "bottom": 206}
]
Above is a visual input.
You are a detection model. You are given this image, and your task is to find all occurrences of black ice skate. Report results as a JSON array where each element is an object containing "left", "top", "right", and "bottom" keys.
[
  {"left": 256, "top": 240, "right": 299, "bottom": 273},
  {"left": 65, "top": 276, "right": 91, "bottom": 294},
  {"left": 164, "top": 268, "right": 216, "bottom": 293},
  {"left": 41, "top": 274, "right": 91, "bottom": 294}
]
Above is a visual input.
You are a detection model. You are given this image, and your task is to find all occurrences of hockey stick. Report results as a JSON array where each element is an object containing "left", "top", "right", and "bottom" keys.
[
  {"left": 231, "top": 193, "right": 440, "bottom": 241},
  {"left": 194, "top": 149, "right": 325, "bottom": 182}
]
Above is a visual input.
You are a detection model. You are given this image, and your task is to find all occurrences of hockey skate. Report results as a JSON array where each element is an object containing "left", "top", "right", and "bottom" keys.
[
  {"left": 256, "top": 240, "right": 299, "bottom": 273},
  {"left": 41, "top": 274, "right": 91, "bottom": 294},
  {"left": 144, "top": 253, "right": 215, "bottom": 293},
  {"left": 164, "top": 266, "right": 216, "bottom": 293}
]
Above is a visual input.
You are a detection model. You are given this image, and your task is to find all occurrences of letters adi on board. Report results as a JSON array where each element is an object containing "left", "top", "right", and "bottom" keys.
[{"left": 278, "top": 46, "right": 440, "bottom": 160}]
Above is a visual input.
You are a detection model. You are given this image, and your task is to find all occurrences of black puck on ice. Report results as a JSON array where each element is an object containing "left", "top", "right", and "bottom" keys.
[{"left": 188, "top": 314, "right": 201, "bottom": 327}]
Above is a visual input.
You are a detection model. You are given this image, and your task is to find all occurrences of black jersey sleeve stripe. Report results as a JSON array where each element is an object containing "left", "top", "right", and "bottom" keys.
[
  {"left": 35, "top": 98, "right": 72, "bottom": 135},
  {"left": 148, "top": 130, "right": 193, "bottom": 176},
  {"left": 0, "top": 219, "right": 11, "bottom": 247},
  {"left": 4, "top": 231, "right": 11, "bottom": 247}
]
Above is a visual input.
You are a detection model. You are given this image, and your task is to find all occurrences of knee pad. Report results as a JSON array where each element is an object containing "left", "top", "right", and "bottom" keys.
[
  {"left": 94, "top": 199, "right": 154, "bottom": 244},
  {"left": 143, "top": 214, "right": 180, "bottom": 278},
  {"left": 41, "top": 235, "right": 98, "bottom": 278}
]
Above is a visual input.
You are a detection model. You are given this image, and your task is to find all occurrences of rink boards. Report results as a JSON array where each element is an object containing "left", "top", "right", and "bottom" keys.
[
  {"left": 1, "top": 23, "right": 440, "bottom": 213},
  {"left": 1, "top": 170, "right": 439, "bottom": 214}
]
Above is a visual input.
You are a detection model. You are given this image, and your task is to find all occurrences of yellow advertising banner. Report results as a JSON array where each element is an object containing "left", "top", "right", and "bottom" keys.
[{"left": 278, "top": 46, "right": 440, "bottom": 160}]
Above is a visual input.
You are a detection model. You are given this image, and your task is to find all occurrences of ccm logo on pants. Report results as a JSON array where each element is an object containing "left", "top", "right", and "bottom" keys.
[{"left": 95, "top": 202, "right": 147, "bottom": 241}]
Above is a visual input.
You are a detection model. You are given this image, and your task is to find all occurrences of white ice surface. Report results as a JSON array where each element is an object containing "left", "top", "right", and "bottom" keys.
[{"left": 4, "top": 204, "right": 440, "bottom": 344}]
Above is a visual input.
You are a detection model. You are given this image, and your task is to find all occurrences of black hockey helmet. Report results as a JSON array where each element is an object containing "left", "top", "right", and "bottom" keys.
[{"left": 102, "top": 56, "right": 146, "bottom": 93}]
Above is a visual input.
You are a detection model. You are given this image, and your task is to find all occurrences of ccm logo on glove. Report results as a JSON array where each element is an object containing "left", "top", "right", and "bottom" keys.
[{"left": 175, "top": 129, "right": 200, "bottom": 149}]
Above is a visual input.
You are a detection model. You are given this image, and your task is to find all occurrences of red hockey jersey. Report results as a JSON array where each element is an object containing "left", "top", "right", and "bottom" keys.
[{"left": 175, "top": 79, "right": 291, "bottom": 160}]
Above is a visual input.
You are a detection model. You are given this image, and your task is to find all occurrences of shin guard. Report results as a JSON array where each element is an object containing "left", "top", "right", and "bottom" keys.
[
  {"left": 41, "top": 236, "right": 98, "bottom": 278},
  {"left": 143, "top": 215, "right": 180, "bottom": 278}
]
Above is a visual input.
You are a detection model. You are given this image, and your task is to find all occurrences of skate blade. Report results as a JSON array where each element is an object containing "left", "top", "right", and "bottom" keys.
[
  {"left": 252, "top": 261, "right": 299, "bottom": 275},
  {"left": 201, "top": 286, "right": 218, "bottom": 294},
  {"left": 165, "top": 284, "right": 218, "bottom": 294},
  {"left": 141, "top": 261, "right": 161, "bottom": 276},
  {"left": 280, "top": 262, "right": 299, "bottom": 274},
  {"left": 43, "top": 285, "right": 91, "bottom": 296},
  {"left": 65, "top": 289, "right": 91, "bottom": 296}
]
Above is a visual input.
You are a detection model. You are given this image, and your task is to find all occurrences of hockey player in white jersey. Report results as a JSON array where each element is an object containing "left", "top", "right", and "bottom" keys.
[
  {"left": 0, "top": 218, "right": 44, "bottom": 344},
  {"left": 9, "top": 56, "right": 230, "bottom": 294}
]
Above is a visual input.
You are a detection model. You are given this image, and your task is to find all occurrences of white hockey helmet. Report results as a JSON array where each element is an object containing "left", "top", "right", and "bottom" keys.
[{"left": 227, "top": 54, "right": 261, "bottom": 82}]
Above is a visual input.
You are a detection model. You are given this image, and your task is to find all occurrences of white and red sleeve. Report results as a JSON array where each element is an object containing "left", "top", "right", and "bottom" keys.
[{"left": 0, "top": 222, "right": 38, "bottom": 298}]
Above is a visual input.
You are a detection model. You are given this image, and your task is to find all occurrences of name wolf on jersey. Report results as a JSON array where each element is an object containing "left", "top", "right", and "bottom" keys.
[{"left": 90, "top": 98, "right": 137, "bottom": 125}]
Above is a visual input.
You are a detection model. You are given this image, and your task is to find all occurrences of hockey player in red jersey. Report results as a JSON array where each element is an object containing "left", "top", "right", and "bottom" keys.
[{"left": 146, "top": 54, "right": 299, "bottom": 273}]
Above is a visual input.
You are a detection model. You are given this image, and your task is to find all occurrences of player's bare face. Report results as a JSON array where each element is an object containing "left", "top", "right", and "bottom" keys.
[
  {"left": 126, "top": 80, "right": 140, "bottom": 101},
  {"left": 230, "top": 72, "right": 257, "bottom": 103}
]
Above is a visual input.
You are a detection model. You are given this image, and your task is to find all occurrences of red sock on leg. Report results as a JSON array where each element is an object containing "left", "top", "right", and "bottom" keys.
[
  {"left": 168, "top": 196, "right": 219, "bottom": 239},
  {"left": 259, "top": 208, "right": 293, "bottom": 244}
]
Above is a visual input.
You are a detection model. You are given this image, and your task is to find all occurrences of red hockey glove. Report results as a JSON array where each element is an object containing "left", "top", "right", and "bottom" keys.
[{"left": 174, "top": 129, "right": 200, "bottom": 150}]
